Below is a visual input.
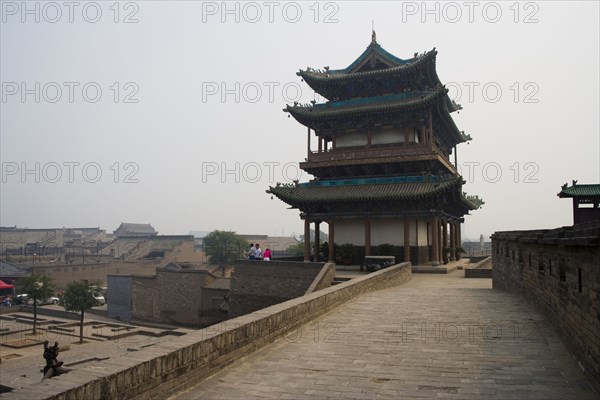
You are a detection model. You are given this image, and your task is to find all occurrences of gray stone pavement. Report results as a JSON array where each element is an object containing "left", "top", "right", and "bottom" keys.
[
  {"left": 172, "top": 270, "right": 598, "bottom": 400},
  {"left": 0, "top": 312, "right": 194, "bottom": 396}
]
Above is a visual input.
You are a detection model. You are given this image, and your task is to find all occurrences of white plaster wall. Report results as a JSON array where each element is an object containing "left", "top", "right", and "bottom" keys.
[
  {"left": 417, "top": 218, "right": 429, "bottom": 247},
  {"left": 333, "top": 219, "right": 364, "bottom": 245},
  {"left": 371, "top": 129, "right": 403, "bottom": 145},
  {"left": 333, "top": 218, "right": 433, "bottom": 247},
  {"left": 371, "top": 218, "right": 403, "bottom": 246},
  {"left": 337, "top": 131, "right": 368, "bottom": 148},
  {"left": 408, "top": 218, "right": 418, "bottom": 245}
]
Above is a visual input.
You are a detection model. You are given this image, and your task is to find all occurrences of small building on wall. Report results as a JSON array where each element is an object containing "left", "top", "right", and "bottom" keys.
[
  {"left": 268, "top": 33, "right": 482, "bottom": 265},
  {"left": 558, "top": 180, "right": 600, "bottom": 225},
  {"left": 107, "top": 263, "right": 229, "bottom": 327}
]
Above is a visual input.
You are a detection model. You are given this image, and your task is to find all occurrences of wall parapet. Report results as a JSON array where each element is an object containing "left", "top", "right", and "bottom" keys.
[
  {"left": 305, "top": 262, "right": 336, "bottom": 295},
  {"left": 491, "top": 221, "right": 600, "bottom": 393},
  {"left": 38, "top": 262, "right": 411, "bottom": 399},
  {"left": 228, "top": 260, "right": 326, "bottom": 317},
  {"left": 464, "top": 256, "right": 492, "bottom": 278}
]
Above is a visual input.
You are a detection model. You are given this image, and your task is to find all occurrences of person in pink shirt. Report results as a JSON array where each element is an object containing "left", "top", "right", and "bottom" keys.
[{"left": 263, "top": 248, "right": 271, "bottom": 261}]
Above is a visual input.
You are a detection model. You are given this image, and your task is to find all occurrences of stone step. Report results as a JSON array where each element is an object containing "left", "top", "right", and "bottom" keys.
[{"left": 331, "top": 277, "right": 352, "bottom": 286}]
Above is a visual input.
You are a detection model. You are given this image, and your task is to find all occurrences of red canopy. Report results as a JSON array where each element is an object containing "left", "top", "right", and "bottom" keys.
[{"left": 0, "top": 279, "right": 15, "bottom": 289}]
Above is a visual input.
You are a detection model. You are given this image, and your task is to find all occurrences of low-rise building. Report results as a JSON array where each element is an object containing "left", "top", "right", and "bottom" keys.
[{"left": 107, "top": 263, "right": 229, "bottom": 327}]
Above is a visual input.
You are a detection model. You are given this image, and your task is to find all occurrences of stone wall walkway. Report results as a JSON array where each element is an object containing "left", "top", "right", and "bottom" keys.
[{"left": 172, "top": 270, "right": 598, "bottom": 400}]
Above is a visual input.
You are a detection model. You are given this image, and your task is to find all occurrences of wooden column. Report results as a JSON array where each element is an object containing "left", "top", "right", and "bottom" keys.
[
  {"left": 457, "top": 222, "right": 462, "bottom": 250},
  {"left": 415, "top": 217, "right": 419, "bottom": 264},
  {"left": 454, "top": 145, "right": 458, "bottom": 169},
  {"left": 318, "top": 137, "right": 322, "bottom": 153},
  {"left": 367, "top": 131, "right": 372, "bottom": 148},
  {"left": 314, "top": 221, "right": 320, "bottom": 262},
  {"left": 364, "top": 218, "right": 371, "bottom": 257},
  {"left": 403, "top": 217, "right": 410, "bottom": 263},
  {"left": 328, "top": 221, "right": 335, "bottom": 263},
  {"left": 404, "top": 126, "right": 409, "bottom": 145},
  {"left": 332, "top": 136, "right": 336, "bottom": 150},
  {"left": 449, "top": 222, "right": 456, "bottom": 261},
  {"left": 438, "top": 219, "right": 443, "bottom": 265},
  {"left": 431, "top": 215, "right": 439, "bottom": 266},
  {"left": 442, "top": 219, "right": 448, "bottom": 264},
  {"left": 428, "top": 109, "right": 434, "bottom": 151},
  {"left": 304, "top": 219, "right": 311, "bottom": 262},
  {"left": 307, "top": 128, "right": 311, "bottom": 159}
]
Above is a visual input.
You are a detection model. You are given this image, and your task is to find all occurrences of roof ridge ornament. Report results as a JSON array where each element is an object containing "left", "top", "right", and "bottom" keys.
[{"left": 371, "top": 29, "right": 377, "bottom": 44}]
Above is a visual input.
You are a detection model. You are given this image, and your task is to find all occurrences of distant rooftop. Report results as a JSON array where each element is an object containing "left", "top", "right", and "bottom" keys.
[
  {"left": 0, "top": 260, "right": 30, "bottom": 278},
  {"left": 114, "top": 223, "right": 158, "bottom": 237}
]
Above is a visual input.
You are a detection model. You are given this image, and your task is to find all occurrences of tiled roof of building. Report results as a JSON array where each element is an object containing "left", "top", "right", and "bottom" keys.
[
  {"left": 558, "top": 181, "right": 600, "bottom": 198},
  {"left": 295, "top": 34, "right": 442, "bottom": 101},
  {"left": 114, "top": 223, "right": 158, "bottom": 236},
  {"left": 299, "top": 48, "right": 435, "bottom": 81},
  {"left": 268, "top": 176, "right": 481, "bottom": 210},
  {"left": 286, "top": 86, "right": 446, "bottom": 121},
  {"left": 0, "top": 261, "right": 30, "bottom": 278}
]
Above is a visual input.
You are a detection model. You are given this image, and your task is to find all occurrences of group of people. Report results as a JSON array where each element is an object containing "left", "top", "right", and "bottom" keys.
[{"left": 248, "top": 243, "right": 271, "bottom": 261}]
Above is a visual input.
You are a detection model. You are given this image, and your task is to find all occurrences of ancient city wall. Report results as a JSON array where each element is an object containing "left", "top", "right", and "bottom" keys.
[
  {"left": 464, "top": 256, "right": 492, "bottom": 278},
  {"left": 491, "top": 221, "right": 600, "bottom": 389},
  {"left": 305, "top": 262, "right": 336, "bottom": 295},
  {"left": 41, "top": 262, "right": 412, "bottom": 400},
  {"left": 32, "top": 260, "right": 160, "bottom": 289}
]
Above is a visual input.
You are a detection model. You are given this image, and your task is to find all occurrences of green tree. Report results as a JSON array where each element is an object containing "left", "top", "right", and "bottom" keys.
[
  {"left": 203, "top": 230, "right": 248, "bottom": 265},
  {"left": 63, "top": 281, "right": 97, "bottom": 343},
  {"left": 17, "top": 274, "right": 55, "bottom": 335},
  {"left": 375, "top": 243, "right": 395, "bottom": 256},
  {"left": 287, "top": 241, "right": 304, "bottom": 257}
]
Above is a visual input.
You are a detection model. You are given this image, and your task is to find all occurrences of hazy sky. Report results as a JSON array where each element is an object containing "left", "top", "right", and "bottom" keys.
[{"left": 1, "top": 1, "right": 599, "bottom": 241}]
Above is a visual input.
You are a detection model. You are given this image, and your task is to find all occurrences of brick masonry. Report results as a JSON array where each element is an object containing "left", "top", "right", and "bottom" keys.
[
  {"left": 464, "top": 256, "right": 492, "bottom": 278},
  {"left": 26, "top": 262, "right": 412, "bottom": 399},
  {"left": 305, "top": 262, "right": 336, "bottom": 294},
  {"left": 107, "top": 269, "right": 229, "bottom": 327},
  {"left": 491, "top": 221, "right": 600, "bottom": 391},
  {"left": 229, "top": 260, "right": 327, "bottom": 318}
]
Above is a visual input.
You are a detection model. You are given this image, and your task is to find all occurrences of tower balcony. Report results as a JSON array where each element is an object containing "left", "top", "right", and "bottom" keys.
[
  {"left": 306, "top": 142, "right": 451, "bottom": 165},
  {"left": 300, "top": 143, "right": 457, "bottom": 179}
]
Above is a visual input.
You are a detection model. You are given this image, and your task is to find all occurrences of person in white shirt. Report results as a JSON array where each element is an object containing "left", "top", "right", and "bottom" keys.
[{"left": 254, "top": 243, "right": 262, "bottom": 260}]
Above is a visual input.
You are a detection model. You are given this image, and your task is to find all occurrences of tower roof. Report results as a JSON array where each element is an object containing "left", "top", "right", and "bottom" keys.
[
  {"left": 267, "top": 175, "right": 482, "bottom": 214},
  {"left": 285, "top": 85, "right": 467, "bottom": 144},
  {"left": 558, "top": 181, "right": 600, "bottom": 198},
  {"left": 297, "top": 35, "right": 441, "bottom": 101}
]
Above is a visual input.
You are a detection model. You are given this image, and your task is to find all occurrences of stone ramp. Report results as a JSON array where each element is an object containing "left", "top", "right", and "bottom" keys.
[{"left": 172, "top": 271, "right": 598, "bottom": 400}]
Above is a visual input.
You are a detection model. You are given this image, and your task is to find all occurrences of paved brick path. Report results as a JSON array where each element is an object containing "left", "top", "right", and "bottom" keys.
[{"left": 173, "top": 271, "right": 598, "bottom": 400}]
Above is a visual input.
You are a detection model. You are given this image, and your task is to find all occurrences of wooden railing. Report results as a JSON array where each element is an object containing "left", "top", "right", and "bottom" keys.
[{"left": 305, "top": 143, "right": 444, "bottom": 163}]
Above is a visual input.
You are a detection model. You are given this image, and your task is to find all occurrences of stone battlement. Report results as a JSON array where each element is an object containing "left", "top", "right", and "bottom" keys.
[
  {"left": 5, "top": 262, "right": 411, "bottom": 399},
  {"left": 491, "top": 221, "right": 600, "bottom": 391}
]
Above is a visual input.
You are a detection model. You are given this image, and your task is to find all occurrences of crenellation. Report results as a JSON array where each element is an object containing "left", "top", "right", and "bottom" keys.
[{"left": 492, "top": 221, "right": 600, "bottom": 391}]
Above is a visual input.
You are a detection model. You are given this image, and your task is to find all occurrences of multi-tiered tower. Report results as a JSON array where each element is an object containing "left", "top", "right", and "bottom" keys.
[{"left": 268, "top": 33, "right": 482, "bottom": 265}]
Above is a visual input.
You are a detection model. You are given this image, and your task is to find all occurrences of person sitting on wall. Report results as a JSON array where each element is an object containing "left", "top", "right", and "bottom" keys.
[{"left": 263, "top": 248, "right": 271, "bottom": 261}]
